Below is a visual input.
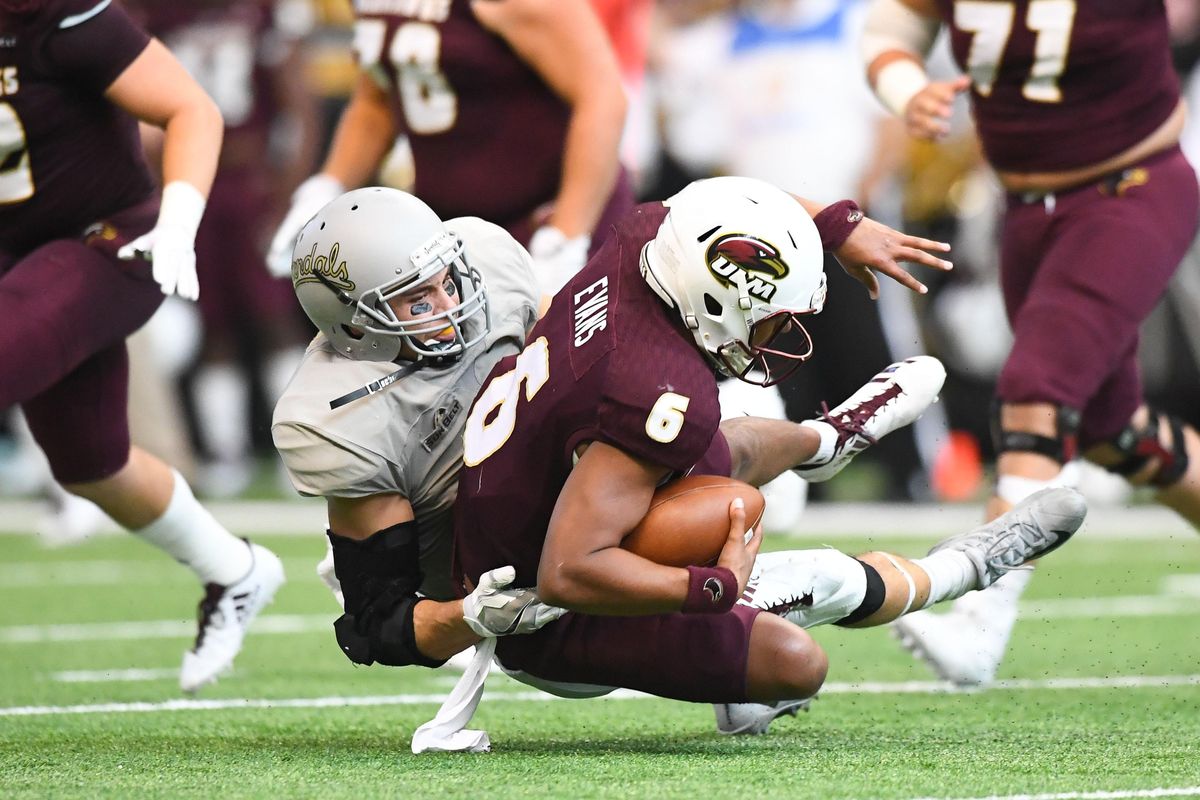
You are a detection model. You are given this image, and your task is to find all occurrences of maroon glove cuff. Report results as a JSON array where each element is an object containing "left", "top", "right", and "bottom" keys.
[
  {"left": 682, "top": 566, "right": 738, "bottom": 614},
  {"left": 812, "top": 199, "right": 864, "bottom": 251}
]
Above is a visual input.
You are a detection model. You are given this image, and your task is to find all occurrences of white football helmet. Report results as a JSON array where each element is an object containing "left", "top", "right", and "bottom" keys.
[
  {"left": 290, "top": 187, "right": 490, "bottom": 362},
  {"left": 640, "top": 176, "right": 827, "bottom": 386}
]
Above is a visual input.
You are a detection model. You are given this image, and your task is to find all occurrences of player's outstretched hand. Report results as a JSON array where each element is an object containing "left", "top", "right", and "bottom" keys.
[
  {"left": 462, "top": 566, "right": 567, "bottom": 637},
  {"left": 903, "top": 75, "right": 971, "bottom": 141},
  {"left": 834, "top": 215, "right": 952, "bottom": 299},
  {"left": 717, "top": 497, "right": 761, "bottom": 596}
]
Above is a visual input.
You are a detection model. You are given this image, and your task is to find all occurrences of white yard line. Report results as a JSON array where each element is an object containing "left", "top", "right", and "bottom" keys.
[
  {"left": 0, "top": 614, "right": 331, "bottom": 643},
  {"left": 50, "top": 668, "right": 182, "bottom": 683},
  {"left": 911, "top": 788, "right": 1200, "bottom": 800},
  {"left": 0, "top": 500, "right": 1193, "bottom": 539},
  {"left": 3, "top": 673, "right": 1198, "bottom": 717},
  {"left": 5, "top": 590, "right": 1199, "bottom": 645}
]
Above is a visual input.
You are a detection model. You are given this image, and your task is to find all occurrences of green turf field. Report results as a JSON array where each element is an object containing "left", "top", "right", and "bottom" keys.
[{"left": 2, "top": 520, "right": 1198, "bottom": 800}]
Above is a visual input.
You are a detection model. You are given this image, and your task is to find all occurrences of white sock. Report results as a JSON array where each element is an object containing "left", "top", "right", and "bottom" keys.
[
  {"left": 134, "top": 469, "right": 252, "bottom": 585},
  {"left": 194, "top": 363, "right": 249, "bottom": 464},
  {"left": 953, "top": 567, "right": 1034, "bottom": 621},
  {"left": 913, "top": 550, "right": 978, "bottom": 607},
  {"left": 797, "top": 419, "right": 838, "bottom": 465}
]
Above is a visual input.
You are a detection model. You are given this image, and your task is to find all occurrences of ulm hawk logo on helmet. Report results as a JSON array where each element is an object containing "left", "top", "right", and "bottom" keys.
[
  {"left": 705, "top": 234, "right": 789, "bottom": 302},
  {"left": 292, "top": 241, "right": 356, "bottom": 291}
]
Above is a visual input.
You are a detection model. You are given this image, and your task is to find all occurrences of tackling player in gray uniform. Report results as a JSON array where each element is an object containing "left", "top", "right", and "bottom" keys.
[{"left": 273, "top": 188, "right": 564, "bottom": 667}]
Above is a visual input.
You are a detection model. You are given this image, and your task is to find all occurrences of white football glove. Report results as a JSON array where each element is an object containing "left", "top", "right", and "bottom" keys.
[
  {"left": 266, "top": 174, "right": 345, "bottom": 278},
  {"left": 461, "top": 565, "right": 566, "bottom": 638},
  {"left": 528, "top": 225, "right": 590, "bottom": 298},
  {"left": 316, "top": 540, "right": 345, "bottom": 611},
  {"left": 117, "top": 181, "right": 205, "bottom": 301}
]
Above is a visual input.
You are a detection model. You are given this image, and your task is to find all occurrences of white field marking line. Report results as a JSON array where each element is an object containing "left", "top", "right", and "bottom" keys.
[
  {"left": 0, "top": 500, "right": 1193, "bottom": 539},
  {"left": 910, "top": 787, "right": 1200, "bottom": 800},
  {"left": 7, "top": 590, "right": 1200, "bottom": 646},
  {"left": 51, "top": 668, "right": 181, "bottom": 683},
  {"left": 4, "top": 674, "right": 1199, "bottom": 718},
  {"left": 0, "top": 558, "right": 321, "bottom": 587},
  {"left": 0, "top": 614, "right": 332, "bottom": 643}
]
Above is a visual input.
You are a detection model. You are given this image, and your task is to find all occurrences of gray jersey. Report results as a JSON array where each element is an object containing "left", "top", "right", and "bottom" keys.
[{"left": 272, "top": 216, "right": 538, "bottom": 600}]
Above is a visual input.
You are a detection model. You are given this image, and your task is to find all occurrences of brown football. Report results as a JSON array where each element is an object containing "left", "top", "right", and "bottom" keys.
[{"left": 622, "top": 475, "right": 765, "bottom": 567}]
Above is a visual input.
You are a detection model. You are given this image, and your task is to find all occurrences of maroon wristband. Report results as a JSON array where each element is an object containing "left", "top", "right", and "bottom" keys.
[
  {"left": 682, "top": 565, "right": 738, "bottom": 614},
  {"left": 812, "top": 199, "right": 864, "bottom": 251}
]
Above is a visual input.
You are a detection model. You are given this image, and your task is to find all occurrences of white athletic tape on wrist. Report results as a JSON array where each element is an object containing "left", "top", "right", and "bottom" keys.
[{"left": 873, "top": 59, "right": 930, "bottom": 117}]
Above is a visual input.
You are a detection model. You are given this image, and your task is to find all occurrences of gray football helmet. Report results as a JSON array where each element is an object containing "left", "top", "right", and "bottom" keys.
[{"left": 290, "top": 187, "right": 490, "bottom": 363}]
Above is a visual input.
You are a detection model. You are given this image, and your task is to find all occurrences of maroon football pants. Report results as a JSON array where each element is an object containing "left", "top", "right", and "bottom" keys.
[
  {"left": 997, "top": 145, "right": 1200, "bottom": 446},
  {"left": 0, "top": 198, "right": 162, "bottom": 483}
]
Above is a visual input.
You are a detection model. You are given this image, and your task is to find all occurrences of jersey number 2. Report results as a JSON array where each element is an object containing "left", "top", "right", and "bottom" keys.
[
  {"left": 0, "top": 102, "right": 34, "bottom": 204},
  {"left": 955, "top": 0, "right": 1076, "bottom": 103}
]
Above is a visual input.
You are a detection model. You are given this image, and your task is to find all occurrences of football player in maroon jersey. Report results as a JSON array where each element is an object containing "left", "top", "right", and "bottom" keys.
[
  {"left": 266, "top": 0, "right": 630, "bottom": 299},
  {"left": 0, "top": 0, "right": 283, "bottom": 693},
  {"left": 864, "top": 0, "right": 1200, "bottom": 686},
  {"left": 126, "top": 0, "right": 320, "bottom": 497},
  {"left": 436, "top": 177, "right": 1084, "bottom": 741}
]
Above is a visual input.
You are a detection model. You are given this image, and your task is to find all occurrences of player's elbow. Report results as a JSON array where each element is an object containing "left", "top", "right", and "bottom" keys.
[{"left": 536, "top": 560, "right": 591, "bottom": 609}]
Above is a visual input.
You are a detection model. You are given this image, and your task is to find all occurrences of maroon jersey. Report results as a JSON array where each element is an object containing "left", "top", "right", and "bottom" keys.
[
  {"left": 352, "top": 0, "right": 569, "bottom": 230},
  {"left": 935, "top": 0, "right": 1179, "bottom": 172},
  {"left": 126, "top": 0, "right": 293, "bottom": 171},
  {"left": 0, "top": 0, "right": 154, "bottom": 253},
  {"left": 453, "top": 202, "right": 723, "bottom": 590}
]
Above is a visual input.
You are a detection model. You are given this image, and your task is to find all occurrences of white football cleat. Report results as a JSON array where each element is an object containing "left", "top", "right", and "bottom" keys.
[
  {"left": 713, "top": 698, "right": 812, "bottom": 735},
  {"left": 793, "top": 356, "right": 946, "bottom": 482},
  {"left": 928, "top": 487, "right": 1086, "bottom": 589},
  {"left": 180, "top": 542, "right": 285, "bottom": 693},
  {"left": 892, "top": 606, "right": 1009, "bottom": 687}
]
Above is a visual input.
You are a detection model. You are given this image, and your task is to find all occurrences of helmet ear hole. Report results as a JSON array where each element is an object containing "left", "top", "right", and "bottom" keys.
[
  {"left": 340, "top": 324, "right": 364, "bottom": 341},
  {"left": 703, "top": 293, "right": 723, "bottom": 317}
]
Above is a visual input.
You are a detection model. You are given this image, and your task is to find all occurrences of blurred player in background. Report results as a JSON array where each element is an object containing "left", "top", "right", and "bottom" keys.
[
  {"left": 0, "top": 0, "right": 284, "bottom": 692},
  {"left": 126, "top": 0, "right": 322, "bottom": 497},
  {"left": 863, "top": 0, "right": 1200, "bottom": 685},
  {"left": 267, "top": 0, "right": 631, "bottom": 298}
]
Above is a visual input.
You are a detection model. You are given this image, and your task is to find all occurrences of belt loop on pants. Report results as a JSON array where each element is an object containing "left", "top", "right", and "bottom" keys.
[{"left": 1018, "top": 191, "right": 1057, "bottom": 215}]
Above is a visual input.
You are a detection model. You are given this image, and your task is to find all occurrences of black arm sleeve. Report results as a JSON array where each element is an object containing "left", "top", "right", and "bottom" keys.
[{"left": 329, "top": 520, "right": 447, "bottom": 669}]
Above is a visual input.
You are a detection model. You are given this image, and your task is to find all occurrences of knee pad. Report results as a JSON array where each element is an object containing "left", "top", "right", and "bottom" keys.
[
  {"left": 991, "top": 401, "right": 1081, "bottom": 464},
  {"left": 1102, "top": 408, "right": 1190, "bottom": 488}
]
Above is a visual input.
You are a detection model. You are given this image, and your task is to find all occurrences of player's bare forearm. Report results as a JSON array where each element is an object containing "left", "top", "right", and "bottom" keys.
[
  {"left": 537, "top": 441, "right": 691, "bottom": 614},
  {"left": 480, "top": 0, "right": 626, "bottom": 238},
  {"left": 320, "top": 75, "right": 397, "bottom": 188},
  {"left": 413, "top": 599, "right": 481, "bottom": 661},
  {"left": 721, "top": 417, "right": 821, "bottom": 487},
  {"left": 550, "top": 88, "right": 625, "bottom": 237},
  {"left": 107, "top": 39, "right": 223, "bottom": 197}
]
